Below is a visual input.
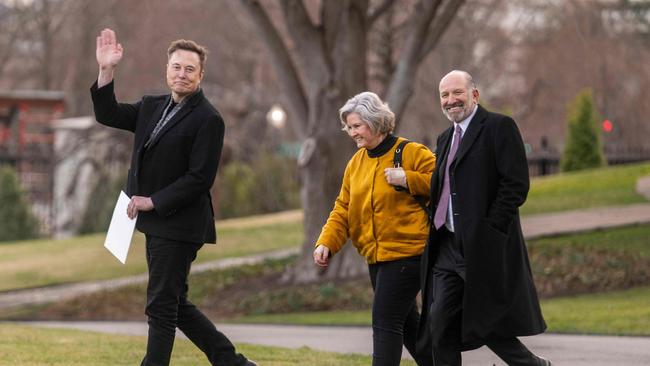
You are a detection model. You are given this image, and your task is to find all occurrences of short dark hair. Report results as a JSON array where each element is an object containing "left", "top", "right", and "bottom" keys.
[{"left": 167, "top": 39, "right": 208, "bottom": 71}]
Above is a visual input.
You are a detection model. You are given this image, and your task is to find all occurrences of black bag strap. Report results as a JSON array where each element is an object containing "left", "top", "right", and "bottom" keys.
[
  {"left": 392, "top": 140, "right": 431, "bottom": 220},
  {"left": 393, "top": 140, "right": 410, "bottom": 169}
]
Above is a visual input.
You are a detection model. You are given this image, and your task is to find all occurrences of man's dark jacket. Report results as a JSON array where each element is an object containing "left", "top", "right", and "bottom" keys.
[
  {"left": 91, "top": 81, "right": 223, "bottom": 244},
  {"left": 418, "top": 105, "right": 546, "bottom": 349}
]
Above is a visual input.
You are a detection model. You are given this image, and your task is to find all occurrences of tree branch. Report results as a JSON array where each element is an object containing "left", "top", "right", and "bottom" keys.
[
  {"left": 239, "top": 0, "right": 309, "bottom": 136},
  {"left": 418, "top": 0, "right": 466, "bottom": 62},
  {"left": 0, "top": 23, "right": 21, "bottom": 81},
  {"left": 384, "top": 0, "right": 443, "bottom": 124},
  {"left": 367, "top": 0, "right": 396, "bottom": 25},
  {"left": 279, "top": 0, "right": 330, "bottom": 89},
  {"left": 329, "top": 0, "right": 369, "bottom": 94},
  {"left": 321, "top": 0, "right": 344, "bottom": 57}
]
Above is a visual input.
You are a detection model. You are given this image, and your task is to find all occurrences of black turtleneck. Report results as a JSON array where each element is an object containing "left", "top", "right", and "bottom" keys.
[{"left": 367, "top": 134, "right": 397, "bottom": 158}]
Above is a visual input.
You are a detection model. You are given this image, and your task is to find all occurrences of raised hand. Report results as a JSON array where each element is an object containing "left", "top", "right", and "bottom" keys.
[
  {"left": 96, "top": 28, "right": 123, "bottom": 87},
  {"left": 96, "top": 28, "right": 123, "bottom": 69}
]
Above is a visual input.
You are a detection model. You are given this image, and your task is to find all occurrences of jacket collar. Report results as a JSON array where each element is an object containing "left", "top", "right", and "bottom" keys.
[
  {"left": 144, "top": 89, "right": 205, "bottom": 149},
  {"left": 433, "top": 105, "right": 487, "bottom": 195},
  {"left": 367, "top": 134, "right": 397, "bottom": 158},
  {"left": 453, "top": 104, "right": 487, "bottom": 166}
]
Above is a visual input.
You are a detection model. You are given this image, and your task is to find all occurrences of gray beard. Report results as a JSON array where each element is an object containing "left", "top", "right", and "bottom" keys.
[{"left": 443, "top": 107, "right": 471, "bottom": 123}]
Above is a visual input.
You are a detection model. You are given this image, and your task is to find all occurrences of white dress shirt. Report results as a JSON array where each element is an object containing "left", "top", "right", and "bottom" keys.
[{"left": 445, "top": 105, "right": 478, "bottom": 232}]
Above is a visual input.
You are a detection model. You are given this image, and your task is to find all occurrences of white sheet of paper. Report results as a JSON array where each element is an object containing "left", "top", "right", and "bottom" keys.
[{"left": 104, "top": 191, "right": 136, "bottom": 264}]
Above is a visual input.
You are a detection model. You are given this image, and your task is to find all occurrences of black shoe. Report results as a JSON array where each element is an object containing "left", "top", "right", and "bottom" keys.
[{"left": 538, "top": 356, "right": 552, "bottom": 366}]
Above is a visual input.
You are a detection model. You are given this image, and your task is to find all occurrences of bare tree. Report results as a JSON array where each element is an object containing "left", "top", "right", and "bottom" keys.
[
  {"left": 505, "top": 0, "right": 650, "bottom": 156},
  {"left": 400, "top": 0, "right": 511, "bottom": 144},
  {"left": 0, "top": 0, "right": 76, "bottom": 90},
  {"left": 0, "top": 3, "right": 24, "bottom": 83},
  {"left": 239, "top": 0, "right": 465, "bottom": 283}
]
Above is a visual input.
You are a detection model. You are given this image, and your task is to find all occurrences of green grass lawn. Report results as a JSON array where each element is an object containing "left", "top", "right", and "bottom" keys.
[
  {"left": 528, "top": 223, "right": 650, "bottom": 257},
  {"left": 226, "top": 285, "right": 650, "bottom": 336},
  {"left": 2, "top": 162, "right": 649, "bottom": 292},
  {"left": 4, "top": 222, "right": 650, "bottom": 336},
  {"left": 541, "top": 285, "right": 650, "bottom": 335},
  {"left": 0, "top": 215, "right": 302, "bottom": 292},
  {"left": 521, "top": 161, "right": 650, "bottom": 215},
  {"left": 0, "top": 323, "right": 416, "bottom": 366},
  {"left": 226, "top": 225, "right": 650, "bottom": 335},
  {"left": 228, "top": 310, "right": 372, "bottom": 326}
]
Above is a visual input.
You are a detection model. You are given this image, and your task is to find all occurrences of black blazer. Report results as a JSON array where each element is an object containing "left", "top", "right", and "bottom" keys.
[
  {"left": 91, "top": 81, "right": 224, "bottom": 244},
  {"left": 419, "top": 105, "right": 546, "bottom": 348}
]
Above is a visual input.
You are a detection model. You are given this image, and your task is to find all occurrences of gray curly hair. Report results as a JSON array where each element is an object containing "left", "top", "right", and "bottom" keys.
[{"left": 339, "top": 91, "right": 395, "bottom": 134}]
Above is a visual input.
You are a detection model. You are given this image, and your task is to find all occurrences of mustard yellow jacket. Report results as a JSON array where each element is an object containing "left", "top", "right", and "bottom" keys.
[{"left": 316, "top": 137, "right": 436, "bottom": 263}]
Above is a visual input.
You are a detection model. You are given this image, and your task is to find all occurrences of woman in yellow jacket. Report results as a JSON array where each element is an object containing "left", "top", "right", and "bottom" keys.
[{"left": 313, "top": 91, "right": 436, "bottom": 366}]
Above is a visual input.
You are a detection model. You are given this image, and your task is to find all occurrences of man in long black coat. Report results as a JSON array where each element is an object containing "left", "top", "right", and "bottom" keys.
[
  {"left": 91, "top": 28, "right": 256, "bottom": 366},
  {"left": 418, "top": 70, "right": 550, "bottom": 365}
]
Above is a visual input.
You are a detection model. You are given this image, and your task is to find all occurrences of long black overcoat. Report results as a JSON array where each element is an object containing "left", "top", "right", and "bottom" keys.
[{"left": 418, "top": 105, "right": 546, "bottom": 349}]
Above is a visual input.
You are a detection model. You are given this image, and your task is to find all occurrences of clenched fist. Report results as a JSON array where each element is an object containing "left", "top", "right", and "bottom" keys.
[{"left": 384, "top": 167, "right": 407, "bottom": 189}]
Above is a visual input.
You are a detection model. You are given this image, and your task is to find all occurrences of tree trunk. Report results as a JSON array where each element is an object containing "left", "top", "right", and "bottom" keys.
[
  {"left": 240, "top": 0, "right": 464, "bottom": 284},
  {"left": 282, "top": 94, "right": 367, "bottom": 284}
]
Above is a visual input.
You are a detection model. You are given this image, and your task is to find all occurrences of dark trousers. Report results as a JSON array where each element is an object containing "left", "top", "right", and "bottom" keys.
[
  {"left": 141, "top": 235, "right": 248, "bottom": 366},
  {"left": 429, "top": 228, "right": 542, "bottom": 366},
  {"left": 369, "top": 256, "right": 434, "bottom": 366}
]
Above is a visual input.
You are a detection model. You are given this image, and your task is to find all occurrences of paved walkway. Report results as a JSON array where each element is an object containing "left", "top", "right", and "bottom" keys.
[
  {"left": 4, "top": 200, "right": 650, "bottom": 311},
  {"left": 21, "top": 321, "right": 650, "bottom": 365},
  {"left": 3, "top": 176, "right": 650, "bottom": 363},
  {"left": 522, "top": 202, "right": 650, "bottom": 239},
  {"left": 3, "top": 202, "right": 650, "bottom": 311},
  {"left": 0, "top": 247, "right": 298, "bottom": 310},
  {"left": 3, "top": 176, "right": 650, "bottom": 364}
]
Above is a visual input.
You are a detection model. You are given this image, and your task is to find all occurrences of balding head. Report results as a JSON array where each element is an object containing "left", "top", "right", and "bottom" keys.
[
  {"left": 440, "top": 70, "right": 475, "bottom": 91},
  {"left": 438, "top": 70, "right": 479, "bottom": 123}
]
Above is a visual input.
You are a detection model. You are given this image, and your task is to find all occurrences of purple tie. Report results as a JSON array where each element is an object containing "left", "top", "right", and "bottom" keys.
[{"left": 434, "top": 125, "right": 463, "bottom": 229}]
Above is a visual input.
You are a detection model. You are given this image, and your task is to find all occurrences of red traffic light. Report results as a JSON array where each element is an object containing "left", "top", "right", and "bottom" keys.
[{"left": 602, "top": 119, "right": 613, "bottom": 133}]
